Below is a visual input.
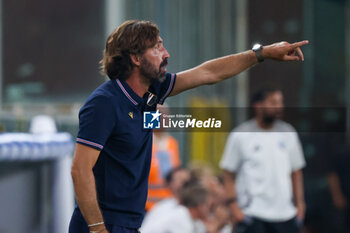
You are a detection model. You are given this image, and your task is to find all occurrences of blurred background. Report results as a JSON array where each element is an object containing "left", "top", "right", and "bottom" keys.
[{"left": 0, "top": 0, "right": 349, "bottom": 232}]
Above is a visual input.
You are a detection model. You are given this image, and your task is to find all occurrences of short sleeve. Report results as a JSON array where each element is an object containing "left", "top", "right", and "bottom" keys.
[
  {"left": 150, "top": 73, "right": 176, "bottom": 105},
  {"left": 76, "top": 95, "right": 116, "bottom": 151},
  {"left": 289, "top": 132, "right": 306, "bottom": 171},
  {"left": 219, "top": 132, "right": 242, "bottom": 172}
]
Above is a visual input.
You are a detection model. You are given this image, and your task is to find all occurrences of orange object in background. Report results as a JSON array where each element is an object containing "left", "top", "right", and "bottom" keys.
[{"left": 146, "top": 134, "right": 180, "bottom": 211}]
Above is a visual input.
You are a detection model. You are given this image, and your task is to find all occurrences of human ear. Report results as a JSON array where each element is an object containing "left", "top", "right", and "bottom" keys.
[{"left": 130, "top": 54, "right": 141, "bottom": 66}]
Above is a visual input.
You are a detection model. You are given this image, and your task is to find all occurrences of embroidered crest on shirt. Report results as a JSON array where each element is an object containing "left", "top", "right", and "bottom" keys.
[
  {"left": 279, "top": 141, "right": 286, "bottom": 149},
  {"left": 129, "top": 112, "right": 134, "bottom": 119},
  {"left": 254, "top": 145, "right": 261, "bottom": 152}
]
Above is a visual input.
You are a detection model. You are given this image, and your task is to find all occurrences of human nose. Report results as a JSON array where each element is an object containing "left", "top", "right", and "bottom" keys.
[{"left": 163, "top": 48, "right": 170, "bottom": 59}]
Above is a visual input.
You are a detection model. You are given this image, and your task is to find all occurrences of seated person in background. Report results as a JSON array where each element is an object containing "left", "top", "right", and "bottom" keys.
[
  {"left": 141, "top": 181, "right": 209, "bottom": 233},
  {"left": 190, "top": 163, "right": 231, "bottom": 233},
  {"left": 141, "top": 167, "right": 190, "bottom": 229}
]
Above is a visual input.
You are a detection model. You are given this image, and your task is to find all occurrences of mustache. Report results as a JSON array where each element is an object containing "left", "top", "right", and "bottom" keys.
[{"left": 160, "top": 58, "right": 168, "bottom": 68}]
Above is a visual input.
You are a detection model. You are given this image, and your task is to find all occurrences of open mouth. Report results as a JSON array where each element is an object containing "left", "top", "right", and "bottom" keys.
[
  {"left": 159, "top": 60, "right": 168, "bottom": 73},
  {"left": 160, "top": 66, "right": 167, "bottom": 74},
  {"left": 160, "top": 59, "right": 168, "bottom": 68}
]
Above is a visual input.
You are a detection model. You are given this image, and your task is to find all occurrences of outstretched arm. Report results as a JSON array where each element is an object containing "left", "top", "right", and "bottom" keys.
[{"left": 171, "top": 40, "right": 309, "bottom": 96}]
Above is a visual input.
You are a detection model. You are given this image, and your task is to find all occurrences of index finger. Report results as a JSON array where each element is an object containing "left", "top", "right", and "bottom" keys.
[{"left": 291, "top": 40, "right": 309, "bottom": 48}]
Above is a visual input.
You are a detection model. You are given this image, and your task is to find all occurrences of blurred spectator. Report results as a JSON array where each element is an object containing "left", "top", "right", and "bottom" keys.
[
  {"left": 29, "top": 115, "right": 57, "bottom": 134},
  {"left": 189, "top": 163, "right": 232, "bottom": 233},
  {"left": 332, "top": 134, "right": 350, "bottom": 232},
  {"left": 141, "top": 181, "right": 209, "bottom": 233},
  {"left": 141, "top": 167, "right": 190, "bottom": 229},
  {"left": 220, "top": 89, "right": 306, "bottom": 233},
  {"left": 302, "top": 133, "right": 350, "bottom": 233},
  {"left": 301, "top": 133, "right": 334, "bottom": 233},
  {"left": 146, "top": 104, "right": 181, "bottom": 210}
]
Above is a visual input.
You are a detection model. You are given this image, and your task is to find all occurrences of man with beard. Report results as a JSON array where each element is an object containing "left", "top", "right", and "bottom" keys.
[
  {"left": 69, "top": 20, "right": 308, "bottom": 233},
  {"left": 220, "top": 89, "right": 306, "bottom": 233}
]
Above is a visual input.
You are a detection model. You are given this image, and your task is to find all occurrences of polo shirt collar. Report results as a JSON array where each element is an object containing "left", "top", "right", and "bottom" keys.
[{"left": 116, "top": 79, "right": 143, "bottom": 106}]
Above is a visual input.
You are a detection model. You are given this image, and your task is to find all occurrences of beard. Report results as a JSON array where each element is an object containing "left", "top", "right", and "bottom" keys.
[
  {"left": 262, "top": 114, "right": 277, "bottom": 126},
  {"left": 261, "top": 107, "right": 283, "bottom": 126},
  {"left": 140, "top": 56, "right": 167, "bottom": 83}
]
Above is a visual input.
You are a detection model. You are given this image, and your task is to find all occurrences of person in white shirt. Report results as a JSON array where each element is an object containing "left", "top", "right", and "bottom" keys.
[
  {"left": 141, "top": 181, "right": 208, "bottom": 233},
  {"left": 220, "top": 89, "right": 306, "bottom": 233},
  {"left": 141, "top": 167, "right": 191, "bottom": 230}
]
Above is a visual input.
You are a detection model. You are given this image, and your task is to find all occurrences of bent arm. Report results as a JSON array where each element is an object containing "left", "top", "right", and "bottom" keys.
[
  {"left": 71, "top": 143, "right": 106, "bottom": 232},
  {"left": 171, "top": 40, "right": 309, "bottom": 96}
]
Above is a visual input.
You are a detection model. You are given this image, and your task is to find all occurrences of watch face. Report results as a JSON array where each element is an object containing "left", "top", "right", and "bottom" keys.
[{"left": 252, "top": 44, "right": 261, "bottom": 50}]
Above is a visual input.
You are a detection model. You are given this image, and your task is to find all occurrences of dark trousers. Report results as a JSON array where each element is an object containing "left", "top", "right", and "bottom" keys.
[
  {"left": 234, "top": 217, "right": 301, "bottom": 233},
  {"left": 68, "top": 209, "right": 139, "bottom": 233}
]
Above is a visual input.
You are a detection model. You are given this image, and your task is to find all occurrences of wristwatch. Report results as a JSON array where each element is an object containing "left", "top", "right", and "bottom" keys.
[{"left": 252, "top": 43, "right": 264, "bottom": 62}]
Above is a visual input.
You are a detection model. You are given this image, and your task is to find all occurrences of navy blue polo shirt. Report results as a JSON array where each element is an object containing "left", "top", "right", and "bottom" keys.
[{"left": 75, "top": 73, "right": 176, "bottom": 228}]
